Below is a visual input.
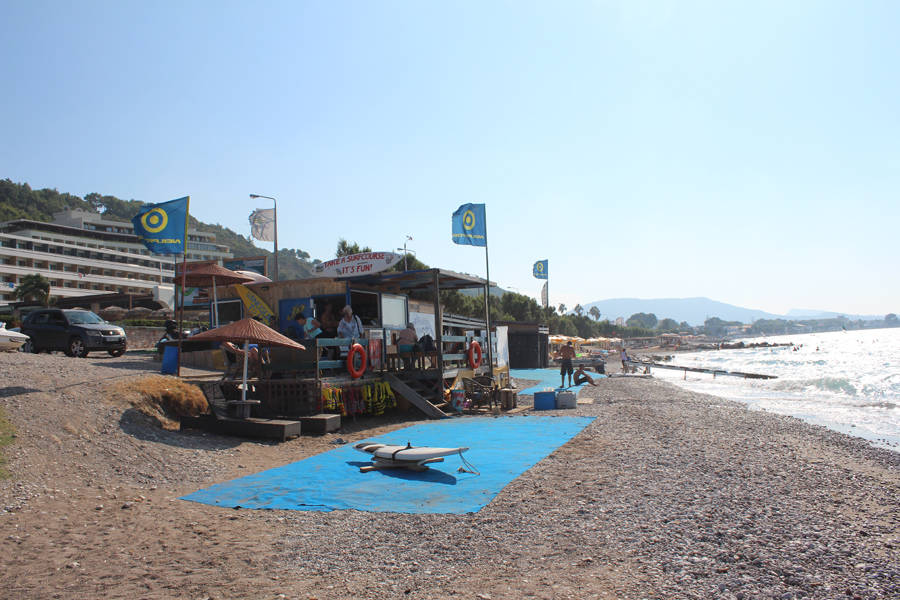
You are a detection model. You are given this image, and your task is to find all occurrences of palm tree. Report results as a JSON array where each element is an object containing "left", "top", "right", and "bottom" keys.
[
  {"left": 589, "top": 306, "right": 601, "bottom": 321},
  {"left": 574, "top": 304, "right": 584, "bottom": 316},
  {"left": 558, "top": 303, "right": 567, "bottom": 315},
  {"left": 14, "top": 274, "right": 51, "bottom": 306}
]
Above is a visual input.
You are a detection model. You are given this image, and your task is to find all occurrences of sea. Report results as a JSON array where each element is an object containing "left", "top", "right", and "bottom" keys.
[{"left": 651, "top": 327, "right": 900, "bottom": 453}]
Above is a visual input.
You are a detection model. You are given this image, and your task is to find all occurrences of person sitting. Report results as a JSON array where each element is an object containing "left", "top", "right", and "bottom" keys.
[
  {"left": 291, "top": 312, "right": 322, "bottom": 341},
  {"left": 573, "top": 365, "right": 598, "bottom": 387},
  {"left": 395, "top": 322, "right": 417, "bottom": 369},
  {"left": 221, "top": 341, "right": 268, "bottom": 378}
]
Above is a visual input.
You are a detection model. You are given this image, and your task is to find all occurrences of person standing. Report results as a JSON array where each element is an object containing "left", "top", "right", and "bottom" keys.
[
  {"left": 620, "top": 347, "right": 630, "bottom": 373},
  {"left": 557, "top": 341, "right": 576, "bottom": 388}
]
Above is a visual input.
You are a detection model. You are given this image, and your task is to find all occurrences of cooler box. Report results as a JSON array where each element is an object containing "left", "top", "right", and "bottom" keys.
[
  {"left": 556, "top": 390, "right": 576, "bottom": 409},
  {"left": 533, "top": 391, "right": 556, "bottom": 411}
]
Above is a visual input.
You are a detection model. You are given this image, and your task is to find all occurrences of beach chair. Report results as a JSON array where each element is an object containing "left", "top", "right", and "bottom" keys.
[{"left": 461, "top": 377, "right": 497, "bottom": 410}]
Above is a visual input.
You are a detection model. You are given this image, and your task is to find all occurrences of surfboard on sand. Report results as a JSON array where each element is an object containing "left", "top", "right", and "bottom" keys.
[{"left": 354, "top": 442, "right": 469, "bottom": 472}]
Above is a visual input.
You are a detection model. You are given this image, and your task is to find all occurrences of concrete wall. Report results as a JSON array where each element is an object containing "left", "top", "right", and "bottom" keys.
[{"left": 123, "top": 326, "right": 165, "bottom": 349}]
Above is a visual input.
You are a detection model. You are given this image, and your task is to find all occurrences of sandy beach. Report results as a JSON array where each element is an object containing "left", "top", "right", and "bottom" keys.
[{"left": 1, "top": 352, "right": 898, "bottom": 599}]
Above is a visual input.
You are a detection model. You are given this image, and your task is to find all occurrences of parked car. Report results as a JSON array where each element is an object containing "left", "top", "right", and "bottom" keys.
[{"left": 20, "top": 309, "right": 127, "bottom": 357}]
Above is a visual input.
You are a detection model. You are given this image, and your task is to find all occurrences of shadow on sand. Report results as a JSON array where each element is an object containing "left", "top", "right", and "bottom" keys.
[{"left": 118, "top": 408, "right": 245, "bottom": 451}]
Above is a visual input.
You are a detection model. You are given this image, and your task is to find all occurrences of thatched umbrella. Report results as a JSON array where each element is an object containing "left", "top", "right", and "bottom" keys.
[
  {"left": 189, "top": 318, "right": 305, "bottom": 412},
  {"left": 177, "top": 264, "right": 254, "bottom": 328}
]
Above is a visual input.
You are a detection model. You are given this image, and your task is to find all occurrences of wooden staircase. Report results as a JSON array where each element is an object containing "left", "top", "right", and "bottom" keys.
[{"left": 383, "top": 372, "right": 453, "bottom": 419}]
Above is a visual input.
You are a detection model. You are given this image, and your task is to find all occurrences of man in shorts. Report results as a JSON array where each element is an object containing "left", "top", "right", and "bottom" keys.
[{"left": 557, "top": 341, "right": 576, "bottom": 388}]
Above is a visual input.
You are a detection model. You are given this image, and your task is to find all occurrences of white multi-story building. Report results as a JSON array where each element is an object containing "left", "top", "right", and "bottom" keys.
[{"left": 0, "top": 210, "right": 232, "bottom": 306}]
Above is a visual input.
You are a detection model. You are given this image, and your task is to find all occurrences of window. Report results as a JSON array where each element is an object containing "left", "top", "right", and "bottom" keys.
[{"left": 381, "top": 294, "right": 408, "bottom": 329}]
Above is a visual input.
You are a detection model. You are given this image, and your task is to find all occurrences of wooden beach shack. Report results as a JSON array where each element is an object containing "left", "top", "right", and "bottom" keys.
[{"left": 201, "top": 266, "right": 508, "bottom": 425}]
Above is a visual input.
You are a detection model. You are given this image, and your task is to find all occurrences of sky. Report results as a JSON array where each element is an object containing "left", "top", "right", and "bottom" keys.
[{"left": 2, "top": 1, "right": 898, "bottom": 317}]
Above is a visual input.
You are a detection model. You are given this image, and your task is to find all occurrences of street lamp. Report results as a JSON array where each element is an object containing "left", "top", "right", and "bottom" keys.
[
  {"left": 397, "top": 235, "right": 414, "bottom": 271},
  {"left": 249, "top": 194, "right": 278, "bottom": 281}
]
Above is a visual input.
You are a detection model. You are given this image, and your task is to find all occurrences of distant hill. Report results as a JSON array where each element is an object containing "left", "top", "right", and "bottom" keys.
[
  {"left": 581, "top": 297, "right": 886, "bottom": 325},
  {"left": 582, "top": 297, "right": 783, "bottom": 326}
]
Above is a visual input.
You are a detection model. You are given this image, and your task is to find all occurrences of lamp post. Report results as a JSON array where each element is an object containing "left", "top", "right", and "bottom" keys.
[
  {"left": 397, "top": 235, "right": 414, "bottom": 271},
  {"left": 249, "top": 194, "right": 278, "bottom": 281}
]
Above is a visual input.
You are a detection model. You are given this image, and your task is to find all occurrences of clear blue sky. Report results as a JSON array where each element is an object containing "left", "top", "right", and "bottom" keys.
[{"left": 3, "top": 1, "right": 898, "bottom": 317}]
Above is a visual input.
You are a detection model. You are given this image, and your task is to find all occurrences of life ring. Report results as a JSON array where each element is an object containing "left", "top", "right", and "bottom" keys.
[
  {"left": 347, "top": 343, "right": 367, "bottom": 379},
  {"left": 467, "top": 341, "right": 482, "bottom": 369}
]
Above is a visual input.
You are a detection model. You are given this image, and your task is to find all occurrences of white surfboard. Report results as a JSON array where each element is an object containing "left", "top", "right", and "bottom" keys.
[{"left": 354, "top": 442, "right": 468, "bottom": 463}]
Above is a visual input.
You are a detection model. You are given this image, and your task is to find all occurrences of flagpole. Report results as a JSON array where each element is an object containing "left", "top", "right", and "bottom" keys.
[
  {"left": 177, "top": 252, "right": 186, "bottom": 377},
  {"left": 177, "top": 196, "right": 190, "bottom": 377},
  {"left": 483, "top": 211, "right": 493, "bottom": 379}
]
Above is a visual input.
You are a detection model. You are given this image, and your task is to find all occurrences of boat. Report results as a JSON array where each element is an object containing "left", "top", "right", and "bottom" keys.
[
  {"left": 0, "top": 322, "right": 29, "bottom": 352},
  {"left": 354, "top": 441, "right": 469, "bottom": 472}
]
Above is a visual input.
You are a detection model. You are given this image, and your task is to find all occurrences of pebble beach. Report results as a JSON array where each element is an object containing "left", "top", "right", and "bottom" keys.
[{"left": 1, "top": 352, "right": 898, "bottom": 599}]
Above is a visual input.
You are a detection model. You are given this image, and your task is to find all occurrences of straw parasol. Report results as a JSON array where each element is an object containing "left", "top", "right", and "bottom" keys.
[
  {"left": 177, "top": 264, "right": 254, "bottom": 328},
  {"left": 190, "top": 318, "right": 306, "bottom": 410}
]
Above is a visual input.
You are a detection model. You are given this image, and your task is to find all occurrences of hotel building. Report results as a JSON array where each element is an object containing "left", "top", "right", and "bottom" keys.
[{"left": 0, "top": 209, "right": 232, "bottom": 307}]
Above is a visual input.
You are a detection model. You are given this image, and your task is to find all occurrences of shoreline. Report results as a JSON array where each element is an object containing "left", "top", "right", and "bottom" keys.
[{"left": 1, "top": 353, "right": 898, "bottom": 598}]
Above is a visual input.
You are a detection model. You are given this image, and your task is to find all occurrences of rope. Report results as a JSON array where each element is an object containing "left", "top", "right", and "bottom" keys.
[{"left": 456, "top": 449, "right": 480, "bottom": 476}]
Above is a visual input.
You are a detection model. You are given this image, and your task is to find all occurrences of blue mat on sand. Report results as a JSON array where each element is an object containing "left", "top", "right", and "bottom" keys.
[
  {"left": 510, "top": 368, "right": 606, "bottom": 395},
  {"left": 182, "top": 415, "right": 594, "bottom": 514}
]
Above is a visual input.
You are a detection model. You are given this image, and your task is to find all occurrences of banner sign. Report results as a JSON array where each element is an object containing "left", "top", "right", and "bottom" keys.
[
  {"left": 131, "top": 196, "right": 189, "bottom": 255},
  {"left": 451, "top": 203, "right": 487, "bottom": 247},
  {"left": 314, "top": 252, "right": 402, "bottom": 278},
  {"left": 533, "top": 259, "right": 548, "bottom": 279},
  {"left": 541, "top": 282, "right": 548, "bottom": 308},
  {"left": 224, "top": 256, "right": 268, "bottom": 277}
]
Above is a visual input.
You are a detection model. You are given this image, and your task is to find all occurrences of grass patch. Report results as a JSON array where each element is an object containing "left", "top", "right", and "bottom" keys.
[
  {"left": 110, "top": 376, "right": 209, "bottom": 431},
  {"left": 0, "top": 407, "right": 15, "bottom": 479}
]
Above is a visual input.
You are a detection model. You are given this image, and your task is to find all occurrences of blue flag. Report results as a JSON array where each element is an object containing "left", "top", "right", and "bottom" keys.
[
  {"left": 533, "top": 259, "right": 548, "bottom": 279},
  {"left": 131, "top": 196, "right": 189, "bottom": 255},
  {"left": 451, "top": 203, "right": 487, "bottom": 247}
]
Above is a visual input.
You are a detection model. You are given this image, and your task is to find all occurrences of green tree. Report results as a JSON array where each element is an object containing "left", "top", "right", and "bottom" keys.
[
  {"left": 657, "top": 318, "right": 679, "bottom": 331},
  {"left": 573, "top": 304, "right": 584, "bottom": 317},
  {"left": 627, "top": 312, "right": 658, "bottom": 329},
  {"left": 588, "top": 306, "right": 601, "bottom": 321},
  {"left": 14, "top": 274, "right": 51, "bottom": 306},
  {"left": 336, "top": 239, "right": 372, "bottom": 257},
  {"left": 558, "top": 303, "right": 567, "bottom": 315}
]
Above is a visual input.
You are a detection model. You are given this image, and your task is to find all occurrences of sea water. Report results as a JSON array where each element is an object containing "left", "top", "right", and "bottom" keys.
[{"left": 653, "top": 328, "right": 900, "bottom": 452}]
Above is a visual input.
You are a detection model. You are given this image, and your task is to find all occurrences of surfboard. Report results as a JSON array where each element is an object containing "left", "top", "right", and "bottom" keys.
[
  {"left": 233, "top": 284, "right": 275, "bottom": 322},
  {"left": 354, "top": 442, "right": 468, "bottom": 463}
]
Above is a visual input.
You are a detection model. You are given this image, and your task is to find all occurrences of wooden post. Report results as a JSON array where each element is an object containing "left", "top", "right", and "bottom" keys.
[{"left": 432, "top": 269, "right": 443, "bottom": 387}]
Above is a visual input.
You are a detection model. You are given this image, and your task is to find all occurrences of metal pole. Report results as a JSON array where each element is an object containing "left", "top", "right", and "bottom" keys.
[
  {"left": 273, "top": 198, "right": 279, "bottom": 281},
  {"left": 177, "top": 252, "right": 186, "bottom": 377},
  {"left": 483, "top": 213, "right": 493, "bottom": 379}
]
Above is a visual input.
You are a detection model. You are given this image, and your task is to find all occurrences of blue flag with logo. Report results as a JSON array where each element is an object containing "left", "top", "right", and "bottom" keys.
[
  {"left": 533, "top": 259, "right": 548, "bottom": 279},
  {"left": 451, "top": 203, "right": 487, "bottom": 247},
  {"left": 131, "top": 197, "right": 190, "bottom": 255}
]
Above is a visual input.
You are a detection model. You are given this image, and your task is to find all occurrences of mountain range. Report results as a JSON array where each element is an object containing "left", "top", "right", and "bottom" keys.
[{"left": 580, "top": 297, "right": 881, "bottom": 326}]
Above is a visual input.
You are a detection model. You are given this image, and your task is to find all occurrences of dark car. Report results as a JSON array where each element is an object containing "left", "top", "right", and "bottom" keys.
[{"left": 21, "top": 309, "right": 127, "bottom": 357}]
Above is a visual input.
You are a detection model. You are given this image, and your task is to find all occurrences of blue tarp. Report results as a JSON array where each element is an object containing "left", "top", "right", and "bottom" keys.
[
  {"left": 182, "top": 415, "right": 594, "bottom": 514},
  {"left": 510, "top": 368, "right": 605, "bottom": 395}
]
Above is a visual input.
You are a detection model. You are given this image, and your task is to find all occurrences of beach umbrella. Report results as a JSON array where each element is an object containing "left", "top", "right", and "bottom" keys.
[
  {"left": 189, "top": 318, "right": 306, "bottom": 409},
  {"left": 178, "top": 264, "right": 254, "bottom": 328}
]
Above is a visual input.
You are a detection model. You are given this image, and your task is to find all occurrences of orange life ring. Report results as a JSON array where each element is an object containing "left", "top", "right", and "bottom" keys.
[
  {"left": 347, "top": 343, "right": 367, "bottom": 379},
  {"left": 467, "top": 341, "right": 482, "bottom": 369}
]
